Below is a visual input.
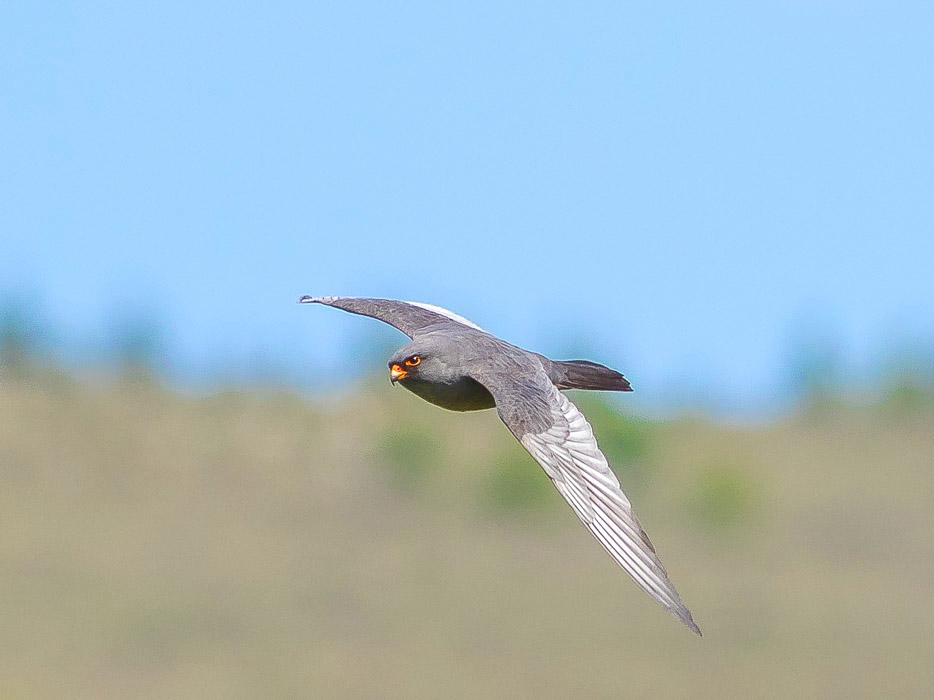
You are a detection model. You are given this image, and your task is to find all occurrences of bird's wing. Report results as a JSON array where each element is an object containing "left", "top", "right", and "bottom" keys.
[
  {"left": 298, "top": 296, "right": 485, "bottom": 338},
  {"left": 484, "top": 368, "right": 701, "bottom": 635}
]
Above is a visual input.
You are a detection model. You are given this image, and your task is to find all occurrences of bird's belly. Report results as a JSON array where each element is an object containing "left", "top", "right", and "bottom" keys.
[{"left": 401, "top": 376, "right": 496, "bottom": 412}]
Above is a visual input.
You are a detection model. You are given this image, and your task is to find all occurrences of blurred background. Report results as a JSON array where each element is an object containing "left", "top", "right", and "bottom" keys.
[{"left": 2, "top": 2, "right": 933, "bottom": 698}]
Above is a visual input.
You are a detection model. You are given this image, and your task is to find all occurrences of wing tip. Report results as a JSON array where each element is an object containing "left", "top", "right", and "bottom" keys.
[
  {"left": 674, "top": 607, "right": 703, "bottom": 636},
  {"left": 297, "top": 295, "right": 339, "bottom": 305}
]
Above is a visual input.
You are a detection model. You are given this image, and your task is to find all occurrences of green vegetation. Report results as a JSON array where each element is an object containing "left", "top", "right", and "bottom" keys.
[
  {"left": 878, "top": 373, "right": 934, "bottom": 417},
  {"left": 482, "top": 447, "right": 560, "bottom": 514},
  {"left": 378, "top": 423, "right": 439, "bottom": 490},
  {"left": 689, "top": 462, "right": 758, "bottom": 529},
  {"left": 0, "top": 294, "right": 44, "bottom": 371}
]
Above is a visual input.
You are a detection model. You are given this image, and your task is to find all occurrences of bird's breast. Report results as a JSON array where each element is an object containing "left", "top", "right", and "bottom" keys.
[{"left": 400, "top": 376, "right": 496, "bottom": 412}]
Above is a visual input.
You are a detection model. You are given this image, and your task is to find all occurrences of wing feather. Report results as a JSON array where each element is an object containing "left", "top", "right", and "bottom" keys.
[
  {"left": 509, "top": 383, "right": 701, "bottom": 635},
  {"left": 298, "top": 296, "right": 485, "bottom": 338}
]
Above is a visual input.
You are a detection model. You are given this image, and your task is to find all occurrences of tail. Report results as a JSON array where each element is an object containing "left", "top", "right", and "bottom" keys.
[{"left": 551, "top": 359, "right": 633, "bottom": 392}]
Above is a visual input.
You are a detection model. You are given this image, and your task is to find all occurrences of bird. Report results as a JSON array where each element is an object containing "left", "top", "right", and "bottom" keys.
[{"left": 299, "top": 295, "right": 701, "bottom": 635}]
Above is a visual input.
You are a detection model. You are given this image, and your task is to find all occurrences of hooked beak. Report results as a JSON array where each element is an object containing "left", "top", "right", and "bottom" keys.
[{"left": 390, "top": 364, "right": 408, "bottom": 383}]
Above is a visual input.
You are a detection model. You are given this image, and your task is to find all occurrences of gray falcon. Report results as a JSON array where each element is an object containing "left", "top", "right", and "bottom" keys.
[{"left": 300, "top": 295, "right": 701, "bottom": 635}]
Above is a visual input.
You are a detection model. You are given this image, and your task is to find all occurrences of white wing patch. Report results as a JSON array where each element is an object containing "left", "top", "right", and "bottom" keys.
[
  {"left": 519, "top": 386, "right": 701, "bottom": 635},
  {"left": 404, "top": 301, "right": 485, "bottom": 331}
]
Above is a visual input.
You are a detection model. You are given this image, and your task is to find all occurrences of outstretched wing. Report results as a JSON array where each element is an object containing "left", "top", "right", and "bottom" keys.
[
  {"left": 298, "top": 296, "right": 485, "bottom": 338},
  {"left": 488, "top": 369, "right": 701, "bottom": 635}
]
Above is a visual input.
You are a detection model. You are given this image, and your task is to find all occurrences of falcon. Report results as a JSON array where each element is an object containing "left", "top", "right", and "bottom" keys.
[{"left": 300, "top": 295, "right": 701, "bottom": 635}]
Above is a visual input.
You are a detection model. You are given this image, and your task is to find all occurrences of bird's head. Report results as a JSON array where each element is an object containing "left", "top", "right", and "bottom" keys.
[
  {"left": 388, "top": 335, "right": 456, "bottom": 385},
  {"left": 388, "top": 352, "right": 423, "bottom": 384}
]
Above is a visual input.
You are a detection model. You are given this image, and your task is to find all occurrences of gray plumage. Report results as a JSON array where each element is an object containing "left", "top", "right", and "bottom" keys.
[{"left": 299, "top": 295, "right": 701, "bottom": 635}]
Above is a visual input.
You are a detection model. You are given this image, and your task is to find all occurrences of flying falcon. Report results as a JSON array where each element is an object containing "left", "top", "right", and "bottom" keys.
[{"left": 299, "top": 295, "right": 701, "bottom": 635}]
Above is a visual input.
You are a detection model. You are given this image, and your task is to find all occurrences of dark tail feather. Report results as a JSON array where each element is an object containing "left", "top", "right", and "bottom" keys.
[{"left": 552, "top": 359, "right": 633, "bottom": 392}]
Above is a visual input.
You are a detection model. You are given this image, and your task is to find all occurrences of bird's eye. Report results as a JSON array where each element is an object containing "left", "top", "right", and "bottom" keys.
[{"left": 405, "top": 355, "right": 421, "bottom": 367}]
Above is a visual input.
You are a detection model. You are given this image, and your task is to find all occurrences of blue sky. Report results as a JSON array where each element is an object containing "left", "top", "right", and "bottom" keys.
[{"left": 2, "top": 2, "right": 932, "bottom": 414}]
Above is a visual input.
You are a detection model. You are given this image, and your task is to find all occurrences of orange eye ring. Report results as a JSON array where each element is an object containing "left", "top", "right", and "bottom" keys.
[{"left": 404, "top": 356, "right": 421, "bottom": 367}]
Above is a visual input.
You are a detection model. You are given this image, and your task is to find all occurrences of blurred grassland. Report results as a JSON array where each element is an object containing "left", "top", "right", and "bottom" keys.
[{"left": 1, "top": 364, "right": 933, "bottom": 699}]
